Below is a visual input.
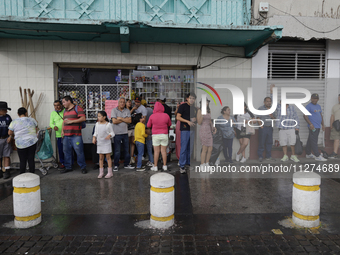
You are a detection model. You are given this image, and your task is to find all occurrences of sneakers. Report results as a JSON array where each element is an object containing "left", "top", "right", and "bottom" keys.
[
  {"left": 290, "top": 155, "right": 300, "bottom": 163},
  {"left": 259, "top": 157, "right": 263, "bottom": 162},
  {"left": 146, "top": 161, "right": 153, "bottom": 167},
  {"left": 162, "top": 165, "right": 168, "bottom": 171},
  {"left": 185, "top": 165, "right": 194, "bottom": 171},
  {"left": 136, "top": 166, "right": 146, "bottom": 172},
  {"left": 236, "top": 153, "right": 241, "bottom": 162},
  {"left": 180, "top": 167, "right": 186, "bottom": 174},
  {"left": 328, "top": 152, "right": 339, "bottom": 159},
  {"left": 229, "top": 160, "right": 234, "bottom": 164},
  {"left": 240, "top": 157, "right": 247, "bottom": 163},
  {"left": 113, "top": 166, "right": 119, "bottom": 172},
  {"left": 199, "top": 164, "right": 205, "bottom": 171},
  {"left": 265, "top": 157, "right": 274, "bottom": 161},
  {"left": 130, "top": 157, "right": 135, "bottom": 164},
  {"left": 315, "top": 155, "right": 327, "bottom": 161},
  {"left": 60, "top": 168, "right": 73, "bottom": 174},
  {"left": 150, "top": 166, "right": 158, "bottom": 171},
  {"left": 59, "top": 164, "right": 65, "bottom": 169},
  {"left": 81, "top": 168, "right": 87, "bottom": 174},
  {"left": 3, "top": 169, "right": 10, "bottom": 179},
  {"left": 306, "top": 154, "right": 316, "bottom": 159},
  {"left": 281, "top": 155, "right": 289, "bottom": 162},
  {"left": 124, "top": 165, "right": 135, "bottom": 169}
]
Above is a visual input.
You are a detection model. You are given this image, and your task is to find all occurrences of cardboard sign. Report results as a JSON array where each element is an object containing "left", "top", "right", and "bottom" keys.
[{"left": 105, "top": 100, "right": 119, "bottom": 119}]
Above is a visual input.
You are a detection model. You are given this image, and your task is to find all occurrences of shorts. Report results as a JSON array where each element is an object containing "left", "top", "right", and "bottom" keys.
[
  {"left": 0, "top": 138, "right": 12, "bottom": 157},
  {"left": 279, "top": 129, "right": 296, "bottom": 146},
  {"left": 330, "top": 128, "right": 340, "bottom": 140},
  {"left": 152, "top": 134, "right": 169, "bottom": 146},
  {"left": 128, "top": 129, "right": 135, "bottom": 137},
  {"left": 235, "top": 128, "right": 251, "bottom": 140}
]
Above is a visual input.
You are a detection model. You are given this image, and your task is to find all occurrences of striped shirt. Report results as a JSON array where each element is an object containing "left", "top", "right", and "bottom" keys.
[
  {"left": 63, "top": 106, "right": 85, "bottom": 136},
  {"left": 275, "top": 103, "right": 300, "bottom": 130}
]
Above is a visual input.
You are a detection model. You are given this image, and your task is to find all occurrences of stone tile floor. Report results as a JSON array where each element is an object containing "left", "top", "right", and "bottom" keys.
[{"left": 2, "top": 234, "right": 340, "bottom": 255}]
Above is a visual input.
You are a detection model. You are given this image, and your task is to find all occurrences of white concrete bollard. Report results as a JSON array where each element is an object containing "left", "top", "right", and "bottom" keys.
[
  {"left": 13, "top": 173, "right": 42, "bottom": 228},
  {"left": 292, "top": 172, "right": 321, "bottom": 228},
  {"left": 150, "top": 173, "right": 175, "bottom": 229}
]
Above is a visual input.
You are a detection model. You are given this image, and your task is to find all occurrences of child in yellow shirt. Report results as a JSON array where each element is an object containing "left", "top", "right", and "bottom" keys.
[{"left": 134, "top": 116, "right": 148, "bottom": 171}]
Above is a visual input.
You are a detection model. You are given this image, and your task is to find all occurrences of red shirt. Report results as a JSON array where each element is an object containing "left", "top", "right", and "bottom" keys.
[{"left": 63, "top": 105, "right": 85, "bottom": 136}]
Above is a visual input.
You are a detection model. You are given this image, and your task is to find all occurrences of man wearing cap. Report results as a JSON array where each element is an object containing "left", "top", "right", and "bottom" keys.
[
  {"left": 329, "top": 94, "right": 340, "bottom": 158},
  {"left": 304, "top": 94, "right": 327, "bottom": 161},
  {"left": 132, "top": 97, "right": 147, "bottom": 117},
  {"left": 0, "top": 102, "right": 13, "bottom": 179}
]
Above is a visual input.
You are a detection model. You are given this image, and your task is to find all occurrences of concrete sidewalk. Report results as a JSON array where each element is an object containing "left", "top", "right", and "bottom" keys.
[{"left": 1, "top": 159, "right": 340, "bottom": 254}]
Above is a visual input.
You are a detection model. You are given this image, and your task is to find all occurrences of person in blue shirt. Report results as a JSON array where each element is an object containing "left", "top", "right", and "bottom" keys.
[
  {"left": 0, "top": 101, "right": 13, "bottom": 179},
  {"left": 303, "top": 93, "right": 327, "bottom": 161}
]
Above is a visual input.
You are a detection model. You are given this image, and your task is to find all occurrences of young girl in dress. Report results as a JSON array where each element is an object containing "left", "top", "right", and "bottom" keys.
[{"left": 92, "top": 111, "right": 115, "bottom": 178}]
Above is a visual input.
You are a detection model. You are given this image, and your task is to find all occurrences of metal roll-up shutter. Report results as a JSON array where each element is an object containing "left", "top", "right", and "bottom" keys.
[{"left": 267, "top": 41, "right": 326, "bottom": 146}]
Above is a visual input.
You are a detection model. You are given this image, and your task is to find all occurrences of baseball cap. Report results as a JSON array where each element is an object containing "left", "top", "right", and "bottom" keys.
[
  {"left": 135, "top": 96, "right": 142, "bottom": 103},
  {"left": 311, "top": 93, "right": 319, "bottom": 99}
]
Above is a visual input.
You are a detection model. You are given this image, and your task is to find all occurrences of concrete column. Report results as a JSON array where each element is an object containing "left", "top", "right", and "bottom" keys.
[
  {"left": 150, "top": 173, "right": 175, "bottom": 229},
  {"left": 292, "top": 172, "right": 321, "bottom": 228},
  {"left": 13, "top": 173, "right": 41, "bottom": 228}
]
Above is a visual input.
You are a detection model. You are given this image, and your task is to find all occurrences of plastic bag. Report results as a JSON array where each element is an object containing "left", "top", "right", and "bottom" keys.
[
  {"left": 295, "top": 134, "right": 303, "bottom": 155},
  {"left": 36, "top": 130, "right": 54, "bottom": 160}
]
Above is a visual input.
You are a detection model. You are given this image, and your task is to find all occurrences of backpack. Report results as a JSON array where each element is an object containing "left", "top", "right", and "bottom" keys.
[{"left": 75, "top": 105, "right": 86, "bottom": 129}]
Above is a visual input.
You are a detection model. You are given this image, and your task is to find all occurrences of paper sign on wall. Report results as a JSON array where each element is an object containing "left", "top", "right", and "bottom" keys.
[{"left": 105, "top": 100, "right": 119, "bottom": 119}]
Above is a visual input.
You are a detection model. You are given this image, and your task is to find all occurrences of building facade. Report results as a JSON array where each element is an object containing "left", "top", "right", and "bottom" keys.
[{"left": 1, "top": 0, "right": 284, "bottom": 162}]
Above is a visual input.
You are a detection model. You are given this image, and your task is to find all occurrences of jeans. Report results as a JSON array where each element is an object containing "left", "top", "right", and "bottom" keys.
[
  {"left": 63, "top": 135, "right": 86, "bottom": 170},
  {"left": 306, "top": 128, "right": 320, "bottom": 157},
  {"left": 179, "top": 130, "right": 191, "bottom": 168},
  {"left": 257, "top": 126, "right": 273, "bottom": 158},
  {"left": 222, "top": 138, "right": 233, "bottom": 162},
  {"left": 17, "top": 143, "right": 37, "bottom": 173},
  {"left": 135, "top": 141, "right": 144, "bottom": 168},
  {"left": 57, "top": 137, "right": 64, "bottom": 165},
  {"left": 114, "top": 134, "right": 130, "bottom": 167},
  {"left": 146, "top": 139, "right": 154, "bottom": 163}
]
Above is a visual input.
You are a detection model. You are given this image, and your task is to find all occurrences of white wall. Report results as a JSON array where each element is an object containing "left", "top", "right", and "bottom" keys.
[
  {"left": 325, "top": 40, "right": 340, "bottom": 126},
  {"left": 0, "top": 39, "right": 252, "bottom": 162}
]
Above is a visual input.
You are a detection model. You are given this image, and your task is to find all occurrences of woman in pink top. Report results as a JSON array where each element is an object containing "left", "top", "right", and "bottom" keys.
[{"left": 147, "top": 102, "right": 172, "bottom": 171}]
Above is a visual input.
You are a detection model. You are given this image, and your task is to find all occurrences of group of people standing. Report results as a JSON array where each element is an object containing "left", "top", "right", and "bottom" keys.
[{"left": 2, "top": 83, "right": 340, "bottom": 179}]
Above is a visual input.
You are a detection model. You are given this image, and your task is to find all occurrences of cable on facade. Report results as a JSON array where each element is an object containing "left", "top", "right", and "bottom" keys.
[
  {"left": 269, "top": 4, "right": 340, "bottom": 34},
  {"left": 197, "top": 45, "right": 246, "bottom": 69}
]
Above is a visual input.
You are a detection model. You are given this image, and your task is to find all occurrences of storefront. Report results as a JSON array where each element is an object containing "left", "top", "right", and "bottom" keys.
[{"left": 57, "top": 66, "right": 195, "bottom": 154}]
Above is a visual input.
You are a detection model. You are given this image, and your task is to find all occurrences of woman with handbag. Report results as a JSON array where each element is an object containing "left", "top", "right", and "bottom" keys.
[
  {"left": 234, "top": 103, "right": 255, "bottom": 163},
  {"left": 197, "top": 99, "right": 216, "bottom": 170}
]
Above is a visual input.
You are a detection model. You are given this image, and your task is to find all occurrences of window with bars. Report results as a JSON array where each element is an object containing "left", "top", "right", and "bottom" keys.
[{"left": 267, "top": 42, "right": 326, "bottom": 80}]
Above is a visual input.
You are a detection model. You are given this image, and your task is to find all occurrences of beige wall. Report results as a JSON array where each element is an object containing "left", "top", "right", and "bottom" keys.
[{"left": 253, "top": 0, "right": 340, "bottom": 40}]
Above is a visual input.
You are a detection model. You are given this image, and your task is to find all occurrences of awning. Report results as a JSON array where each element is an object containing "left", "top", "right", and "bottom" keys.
[{"left": 0, "top": 17, "right": 283, "bottom": 57}]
